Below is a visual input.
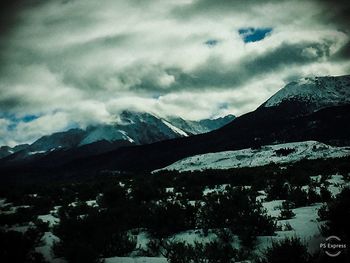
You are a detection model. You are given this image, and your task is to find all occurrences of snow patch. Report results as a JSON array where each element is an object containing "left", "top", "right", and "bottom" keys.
[
  {"left": 161, "top": 120, "right": 188, "bottom": 137},
  {"left": 38, "top": 214, "right": 60, "bottom": 227},
  {"left": 155, "top": 141, "right": 350, "bottom": 173}
]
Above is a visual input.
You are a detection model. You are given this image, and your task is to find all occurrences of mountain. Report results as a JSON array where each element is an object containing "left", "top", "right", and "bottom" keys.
[
  {"left": 0, "top": 111, "right": 235, "bottom": 161},
  {"left": 0, "top": 144, "right": 28, "bottom": 159},
  {"left": 1, "top": 75, "right": 349, "bottom": 182},
  {"left": 82, "top": 111, "right": 235, "bottom": 145},
  {"left": 168, "top": 115, "right": 235, "bottom": 135},
  {"left": 262, "top": 75, "right": 350, "bottom": 114}
]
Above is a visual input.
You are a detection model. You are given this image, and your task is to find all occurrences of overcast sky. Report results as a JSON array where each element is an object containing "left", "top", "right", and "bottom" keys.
[{"left": 0, "top": 0, "right": 349, "bottom": 146}]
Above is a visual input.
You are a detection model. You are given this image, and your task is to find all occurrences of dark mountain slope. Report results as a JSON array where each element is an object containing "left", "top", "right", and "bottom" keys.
[{"left": 65, "top": 103, "right": 349, "bottom": 173}]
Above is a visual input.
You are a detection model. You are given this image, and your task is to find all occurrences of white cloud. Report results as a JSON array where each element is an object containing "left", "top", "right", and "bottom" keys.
[{"left": 0, "top": 0, "right": 349, "bottom": 146}]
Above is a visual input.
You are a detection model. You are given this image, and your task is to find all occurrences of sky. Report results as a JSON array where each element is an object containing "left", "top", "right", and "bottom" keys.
[{"left": 0, "top": 0, "right": 349, "bottom": 146}]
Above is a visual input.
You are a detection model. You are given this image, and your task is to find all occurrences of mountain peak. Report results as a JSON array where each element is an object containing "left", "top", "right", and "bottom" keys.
[
  {"left": 0, "top": 111, "right": 235, "bottom": 160},
  {"left": 263, "top": 75, "right": 350, "bottom": 112}
]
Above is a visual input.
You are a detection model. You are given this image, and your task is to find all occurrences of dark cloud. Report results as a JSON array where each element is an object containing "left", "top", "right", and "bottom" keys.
[
  {"left": 315, "top": 0, "right": 350, "bottom": 31},
  {"left": 127, "top": 40, "right": 335, "bottom": 93},
  {"left": 171, "top": 0, "right": 273, "bottom": 19},
  {"left": 0, "top": 0, "right": 29, "bottom": 36},
  {"left": 331, "top": 40, "right": 350, "bottom": 61},
  {"left": 172, "top": 0, "right": 350, "bottom": 32}
]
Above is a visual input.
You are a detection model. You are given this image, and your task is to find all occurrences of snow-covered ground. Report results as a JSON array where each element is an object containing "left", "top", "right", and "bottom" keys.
[
  {"left": 155, "top": 141, "right": 350, "bottom": 173},
  {"left": 36, "top": 232, "right": 66, "bottom": 263},
  {"left": 258, "top": 203, "right": 324, "bottom": 254},
  {"left": 38, "top": 214, "right": 60, "bottom": 227},
  {"left": 102, "top": 174, "right": 348, "bottom": 263}
]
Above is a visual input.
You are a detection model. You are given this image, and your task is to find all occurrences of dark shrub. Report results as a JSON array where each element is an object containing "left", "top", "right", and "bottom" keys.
[{"left": 259, "top": 237, "right": 310, "bottom": 263}]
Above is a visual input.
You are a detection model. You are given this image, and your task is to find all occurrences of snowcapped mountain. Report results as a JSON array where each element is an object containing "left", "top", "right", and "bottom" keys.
[
  {"left": 263, "top": 75, "right": 350, "bottom": 113},
  {"left": 0, "top": 111, "right": 234, "bottom": 160},
  {"left": 167, "top": 115, "right": 235, "bottom": 135},
  {"left": 1, "top": 74, "right": 349, "bottom": 179},
  {"left": 80, "top": 111, "right": 234, "bottom": 146},
  {"left": 154, "top": 141, "right": 350, "bottom": 173}
]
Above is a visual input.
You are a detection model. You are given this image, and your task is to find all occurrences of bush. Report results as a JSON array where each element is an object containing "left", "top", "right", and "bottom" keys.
[
  {"left": 275, "top": 148, "right": 296, "bottom": 156},
  {"left": 321, "top": 188, "right": 350, "bottom": 248},
  {"left": 199, "top": 187, "right": 275, "bottom": 249},
  {"left": 278, "top": 201, "right": 295, "bottom": 220},
  {"left": 266, "top": 180, "right": 290, "bottom": 200},
  {"left": 146, "top": 200, "right": 197, "bottom": 238},
  {"left": 317, "top": 204, "right": 329, "bottom": 221},
  {"left": 258, "top": 237, "right": 310, "bottom": 263},
  {"left": 162, "top": 241, "right": 194, "bottom": 263},
  {"left": 0, "top": 229, "right": 47, "bottom": 263},
  {"left": 307, "top": 186, "right": 321, "bottom": 204},
  {"left": 162, "top": 240, "right": 237, "bottom": 263},
  {"left": 289, "top": 186, "right": 308, "bottom": 207},
  {"left": 284, "top": 222, "right": 293, "bottom": 231},
  {"left": 319, "top": 186, "right": 332, "bottom": 202},
  {"left": 53, "top": 206, "right": 136, "bottom": 262}
]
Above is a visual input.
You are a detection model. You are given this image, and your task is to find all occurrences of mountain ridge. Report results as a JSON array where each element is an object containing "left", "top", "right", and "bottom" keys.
[
  {"left": 1, "top": 74, "right": 349, "bottom": 182},
  {"left": 0, "top": 111, "right": 235, "bottom": 161}
]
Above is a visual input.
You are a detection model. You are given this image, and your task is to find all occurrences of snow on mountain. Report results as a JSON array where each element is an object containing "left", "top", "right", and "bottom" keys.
[
  {"left": 264, "top": 75, "right": 350, "bottom": 112},
  {"left": 0, "top": 144, "right": 29, "bottom": 158},
  {"left": 168, "top": 115, "right": 235, "bottom": 135},
  {"left": 161, "top": 120, "right": 189, "bottom": 137},
  {"left": 154, "top": 141, "right": 350, "bottom": 173},
  {"left": 116, "top": 111, "right": 188, "bottom": 144},
  {"left": 29, "top": 128, "right": 86, "bottom": 152},
  {"left": 0, "top": 111, "right": 234, "bottom": 159},
  {"left": 80, "top": 111, "right": 233, "bottom": 145},
  {"left": 79, "top": 126, "right": 134, "bottom": 146}
]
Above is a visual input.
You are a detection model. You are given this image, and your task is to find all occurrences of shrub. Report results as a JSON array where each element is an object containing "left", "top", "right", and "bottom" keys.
[
  {"left": 319, "top": 186, "right": 332, "bottom": 202},
  {"left": 320, "top": 188, "right": 350, "bottom": 248},
  {"left": 289, "top": 186, "right": 308, "bottom": 207},
  {"left": 162, "top": 240, "right": 237, "bottom": 263},
  {"left": 278, "top": 201, "right": 295, "bottom": 220},
  {"left": 53, "top": 207, "right": 136, "bottom": 263},
  {"left": 317, "top": 204, "right": 329, "bottom": 221},
  {"left": 283, "top": 222, "right": 293, "bottom": 231},
  {"left": 0, "top": 229, "right": 47, "bottom": 263},
  {"left": 275, "top": 148, "right": 296, "bottom": 156},
  {"left": 258, "top": 237, "right": 310, "bottom": 263}
]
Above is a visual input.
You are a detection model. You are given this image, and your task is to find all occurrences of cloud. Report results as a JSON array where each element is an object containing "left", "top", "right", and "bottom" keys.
[
  {"left": 146, "top": 39, "right": 343, "bottom": 93},
  {"left": 0, "top": 0, "right": 349, "bottom": 146}
]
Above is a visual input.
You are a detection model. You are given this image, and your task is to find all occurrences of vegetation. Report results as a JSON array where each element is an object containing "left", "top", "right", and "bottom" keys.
[
  {"left": 0, "top": 156, "right": 349, "bottom": 262},
  {"left": 258, "top": 237, "right": 310, "bottom": 263},
  {"left": 278, "top": 201, "right": 295, "bottom": 220},
  {"left": 0, "top": 227, "right": 47, "bottom": 263}
]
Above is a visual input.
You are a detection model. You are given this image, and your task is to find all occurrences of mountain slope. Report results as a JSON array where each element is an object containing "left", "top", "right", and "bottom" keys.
[
  {"left": 65, "top": 103, "right": 350, "bottom": 174},
  {"left": 0, "top": 112, "right": 234, "bottom": 164},
  {"left": 263, "top": 75, "right": 350, "bottom": 113},
  {"left": 155, "top": 141, "right": 350, "bottom": 172},
  {"left": 1, "top": 75, "right": 349, "bottom": 180},
  {"left": 167, "top": 115, "right": 235, "bottom": 135}
]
